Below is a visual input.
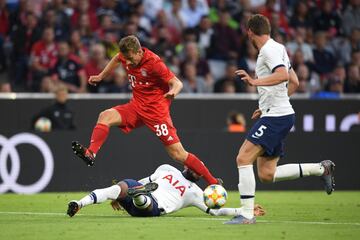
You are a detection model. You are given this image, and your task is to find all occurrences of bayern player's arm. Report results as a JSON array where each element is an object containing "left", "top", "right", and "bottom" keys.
[
  {"left": 164, "top": 77, "right": 183, "bottom": 100},
  {"left": 151, "top": 59, "right": 182, "bottom": 99},
  {"left": 88, "top": 53, "right": 121, "bottom": 86},
  {"left": 287, "top": 68, "right": 299, "bottom": 96}
]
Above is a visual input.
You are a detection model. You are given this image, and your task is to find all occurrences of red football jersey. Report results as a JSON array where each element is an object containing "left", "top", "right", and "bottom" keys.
[
  {"left": 31, "top": 40, "right": 58, "bottom": 69},
  {"left": 117, "top": 48, "right": 175, "bottom": 119}
]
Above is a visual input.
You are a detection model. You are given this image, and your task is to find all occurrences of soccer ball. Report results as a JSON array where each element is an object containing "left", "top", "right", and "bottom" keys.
[
  {"left": 203, "top": 184, "right": 227, "bottom": 209},
  {"left": 34, "top": 117, "right": 52, "bottom": 132}
]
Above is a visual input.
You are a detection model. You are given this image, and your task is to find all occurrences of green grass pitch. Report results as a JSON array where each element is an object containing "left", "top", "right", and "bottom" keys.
[{"left": 0, "top": 191, "right": 359, "bottom": 240}]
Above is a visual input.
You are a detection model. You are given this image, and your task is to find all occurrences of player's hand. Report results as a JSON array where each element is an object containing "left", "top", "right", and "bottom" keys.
[
  {"left": 254, "top": 204, "right": 266, "bottom": 216},
  {"left": 251, "top": 108, "right": 262, "bottom": 120},
  {"left": 110, "top": 200, "right": 121, "bottom": 211},
  {"left": 88, "top": 75, "right": 103, "bottom": 86},
  {"left": 164, "top": 90, "right": 176, "bottom": 100},
  {"left": 235, "top": 69, "right": 256, "bottom": 86}
]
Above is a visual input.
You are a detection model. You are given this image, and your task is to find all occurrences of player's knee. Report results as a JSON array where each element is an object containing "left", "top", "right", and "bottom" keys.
[
  {"left": 236, "top": 155, "right": 248, "bottom": 166},
  {"left": 98, "top": 109, "right": 120, "bottom": 125},
  {"left": 117, "top": 181, "right": 128, "bottom": 200},
  {"left": 258, "top": 171, "right": 274, "bottom": 183}
]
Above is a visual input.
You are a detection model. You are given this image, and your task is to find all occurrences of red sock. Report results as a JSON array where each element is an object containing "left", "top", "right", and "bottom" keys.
[
  {"left": 88, "top": 123, "right": 109, "bottom": 155},
  {"left": 184, "top": 153, "right": 218, "bottom": 185}
]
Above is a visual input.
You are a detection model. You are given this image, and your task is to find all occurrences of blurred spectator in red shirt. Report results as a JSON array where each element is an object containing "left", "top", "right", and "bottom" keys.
[
  {"left": 84, "top": 43, "right": 110, "bottom": 92},
  {"left": 152, "top": 10, "right": 181, "bottom": 45},
  {"left": 76, "top": 13, "right": 96, "bottom": 46},
  {"left": 165, "top": 0, "right": 185, "bottom": 35},
  {"left": 0, "top": 0, "right": 9, "bottom": 72},
  {"left": 96, "top": 14, "right": 114, "bottom": 39},
  {"left": 151, "top": 25, "right": 177, "bottom": 65},
  {"left": 30, "top": 27, "right": 58, "bottom": 91},
  {"left": 69, "top": 29, "right": 89, "bottom": 65},
  {"left": 260, "top": 0, "right": 289, "bottom": 35},
  {"left": 0, "top": 0, "right": 9, "bottom": 37},
  {"left": 71, "top": 0, "right": 99, "bottom": 31},
  {"left": 10, "top": 12, "right": 41, "bottom": 89}
]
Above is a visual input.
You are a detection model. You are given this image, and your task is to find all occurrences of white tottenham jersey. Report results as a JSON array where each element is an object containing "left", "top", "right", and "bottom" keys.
[
  {"left": 138, "top": 165, "right": 207, "bottom": 214},
  {"left": 255, "top": 38, "right": 295, "bottom": 117}
]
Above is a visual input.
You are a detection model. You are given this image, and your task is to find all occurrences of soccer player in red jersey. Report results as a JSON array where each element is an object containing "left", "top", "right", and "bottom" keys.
[{"left": 72, "top": 35, "right": 220, "bottom": 185}]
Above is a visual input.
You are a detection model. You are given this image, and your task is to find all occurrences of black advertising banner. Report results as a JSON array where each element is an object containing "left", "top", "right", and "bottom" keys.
[{"left": 0, "top": 97, "right": 359, "bottom": 193}]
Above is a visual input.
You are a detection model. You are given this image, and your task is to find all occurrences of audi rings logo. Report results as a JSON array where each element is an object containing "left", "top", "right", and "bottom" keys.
[{"left": 0, "top": 133, "right": 54, "bottom": 194}]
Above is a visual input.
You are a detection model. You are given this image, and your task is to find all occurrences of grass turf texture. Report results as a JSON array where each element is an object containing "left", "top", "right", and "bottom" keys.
[{"left": 0, "top": 191, "right": 359, "bottom": 240}]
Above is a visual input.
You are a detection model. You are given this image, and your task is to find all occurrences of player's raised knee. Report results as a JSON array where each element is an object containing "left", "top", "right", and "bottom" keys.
[
  {"left": 97, "top": 109, "right": 121, "bottom": 125},
  {"left": 236, "top": 155, "right": 249, "bottom": 165}
]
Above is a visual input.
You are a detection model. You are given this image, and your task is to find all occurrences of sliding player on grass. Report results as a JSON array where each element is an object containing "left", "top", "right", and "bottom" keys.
[
  {"left": 67, "top": 164, "right": 265, "bottom": 218},
  {"left": 72, "top": 35, "right": 221, "bottom": 186}
]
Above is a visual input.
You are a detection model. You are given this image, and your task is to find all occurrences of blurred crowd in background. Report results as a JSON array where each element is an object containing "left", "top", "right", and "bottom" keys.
[{"left": 0, "top": 0, "right": 359, "bottom": 96}]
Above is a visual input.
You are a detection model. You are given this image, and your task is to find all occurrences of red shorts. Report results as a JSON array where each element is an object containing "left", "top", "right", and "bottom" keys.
[{"left": 112, "top": 103, "right": 180, "bottom": 146}]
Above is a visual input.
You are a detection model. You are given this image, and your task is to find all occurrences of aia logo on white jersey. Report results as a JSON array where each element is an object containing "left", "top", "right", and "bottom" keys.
[{"left": 162, "top": 174, "right": 186, "bottom": 196}]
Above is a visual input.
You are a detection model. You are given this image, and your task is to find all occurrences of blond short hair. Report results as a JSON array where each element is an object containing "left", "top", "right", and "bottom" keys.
[{"left": 118, "top": 35, "right": 142, "bottom": 57}]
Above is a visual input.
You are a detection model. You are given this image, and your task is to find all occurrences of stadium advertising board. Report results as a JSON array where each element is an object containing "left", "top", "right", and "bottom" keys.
[{"left": 0, "top": 98, "right": 359, "bottom": 193}]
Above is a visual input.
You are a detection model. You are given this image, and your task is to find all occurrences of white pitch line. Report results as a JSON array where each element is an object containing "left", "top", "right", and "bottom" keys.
[{"left": 0, "top": 211, "right": 359, "bottom": 226}]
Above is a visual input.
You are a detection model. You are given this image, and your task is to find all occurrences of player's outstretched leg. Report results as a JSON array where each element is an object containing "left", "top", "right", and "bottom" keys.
[
  {"left": 272, "top": 160, "right": 335, "bottom": 194},
  {"left": 224, "top": 214, "right": 256, "bottom": 225},
  {"left": 72, "top": 141, "right": 96, "bottom": 166},
  {"left": 66, "top": 184, "right": 121, "bottom": 217},
  {"left": 127, "top": 182, "right": 158, "bottom": 197},
  {"left": 67, "top": 201, "right": 80, "bottom": 217},
  {"left": 320, "top": 160, "right": 335, "bottom": 195}
]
